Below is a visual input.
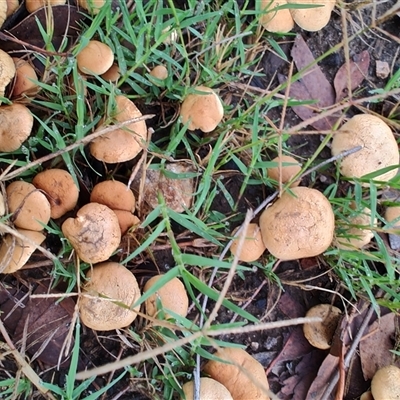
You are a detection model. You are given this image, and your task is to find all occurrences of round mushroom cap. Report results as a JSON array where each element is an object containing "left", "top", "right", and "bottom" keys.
[
  {"left": 77, "top": 0, "right": 106, "bottom": 14},
  {"left": 6, "top": 181, "right": 51, "bottom": 231},
  {"left": 79, "top": 262, "right": 141, "bottom": 331},
  {"left": 61, "top": 203, "right": 121, "bottom": 264},
  {"left": 331, "top": 115, "right": 399, "bottom": 184},
  {"left": 90, "top": 180, "right": 136, "bottom": 213},
  {"left": 385, "top": 206, "right": 400, "bottom": 226},
  {"left": 77, "top": 40, "right": 114, "bottom": 76},
  {"left": 101, "top": 63, "right": 120, "bottom": 81},
  {"left": 0, "top": 228, "right": 45, "bottom": 273},
  {"left": 360, "top": 392, "right": 374, "bottom": 400},
  {"left": 288, "top": 0, "right": 335, "bottom": 32},
  {"left": 12, "top": 58, "right": 38, "bottom": 98},
  {"left": 303, "top": 304, "right": 341, "bottom": 350},
  {"left": 112, "top": 210, "right": 140, "bottom": 235},
  {"left": 230, "top": 223, "right": 266, "bottom": 262},
  {"left": 0, "top": 49, "right": 15, "bottom": 100},
  {"left": 25, "top": 0, "right": 66, "bottom": 13},
  {"left": 203, "top": 347, "right": 270, "bottom": 400},
  {"left": 259, "top": 187, "right": 334, "bottom": 260},
  {"left": 6, "top": 0, "right": 19, "bottom": 17},
  {"left": 32, "top": 169, "right": 79, "bottom": 219},
  {"left": 182, "top": 377, "right": 233, "bottom": 400},
  {"left": 371, "top": 365, "right": 400, "bottom": 400},
  {"left": 260, "top": 0, "right": 294, "bottom": 33},
  {"left": 90, "top": 95, "right": 147, "bottom": 163},
  {"left": 267, "top": 155, "right": 302, "bottom": 187},
  {"left": 150, "top": 65, "right": 168, "bottom": 81},
  {"left": 144, "top": 275, "right": 189, "bottom": 319},
  {"left": 180, "top": 86, "right": 224, "bottom": 132}
]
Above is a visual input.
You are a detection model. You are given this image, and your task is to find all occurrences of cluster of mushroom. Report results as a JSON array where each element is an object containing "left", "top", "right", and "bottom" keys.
[{"left": 260, "top": 0, "right": 336, "bottom": 33}]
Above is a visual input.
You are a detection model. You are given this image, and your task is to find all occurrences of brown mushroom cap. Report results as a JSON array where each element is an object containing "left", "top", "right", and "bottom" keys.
[
  {"left": 77, "top": 0, "right": 106, "bottom": 14},
  {"left": 203, "top": 347, "right": 270, "bottom": 400},
  {"left": 267, "top": 155, "right": 302, "bottom": 187},
  {"left": 230, "top": 223, "right": 266, "bottom": 262},
  {"left": 79, "top": 262, "right": 141, "bottom": 331},
  {"left": 112, "top": 210, "right": 140, "bottom": 235},
  {"left": 25, "top": 0, "right": 66, "bottom": 13},
  {"left": 12, "top": 58, "right": 38, "bottom": 98},
  {"left": 90, "top": 95, "right": 147, "bottom": 163},
  {"left": 6, "top": 0, "right": 19, "bottom": 17},
  {"left": 331, "top": 115, "right": 399, "bottom": 184},
  {"left": 61, "top": 203, "right": 121, "bottom": 264},
  {"left": 288, "top": 0, "right": 335, "bottom": 32},
  {"left": 90, "top": 180, "right": 135, "bottom": 213},
  {"left": 303, "top": 304, "right": 341, "bottom": 350},
  {"left": 260, "top": 0, "right": 294, "bottom": 33},
  {"left": 180, "top": 86, "right": 224, "bottom": 132},
  {"left": 0, "top": 228, "right": 45, "bottom": 273},
  {"left": 0, "top": 49, "right": 15, "bottom": 100},
  {"left": 6, "top": 181, "right": 51, "bottom": 231},
  {"left": 101, "top": 63, "right": 120, "bottom": 81},
  {"left": 150, "top": 65, "right": 168, "bottom": 81},
  {"left": 144, "top": 275, "right": 189, "bottom": 319},
  {"left": 371, "top": 365, "right": 400, "bottom": 400},
  {"left": 76, "top": 40, "right": 114, "bottom": 76},
  {"left": 32, "top": 169, "right": 79, "bottom": 219},
  {"left": 259, "top": 187, "right": 334, "bottom": 260},
  {"left": 385, "top": 206, "right": 400, "bottom": 225},
  {"left": 182, "top": 377, "right": 233, "bottom": 400}
]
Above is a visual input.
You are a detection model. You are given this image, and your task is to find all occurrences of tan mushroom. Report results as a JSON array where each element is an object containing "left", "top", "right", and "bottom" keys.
[
  {"left": 6, "top": 181, "right": 51, "bottom": 231},
  {"left": 12, "top": 58, "right": 38, "bottom": 98},
  {"left": 77, "top": 0, "right": 106, "bottom": 14},
  {"left": 101, "top": 63, "right": 120, "bottom": 82},
  {"left": 0, "top": 49, "right": 15, "bottom": 101},
  {"left": 76, "top": 40, "right": 114, "bottom": 76},
  {"left": 260, "top": 0, "right": 294, "bottom": 33},
  {"left": 79, "top": 262, "right": 141, "bottom": 331},
  {"left": 150, "top": 65, "right": 168, "bottom": 85},
  {"left": 267, "top": 155, "right": 302, "bottom": 187},
  {"left": 61, "top": 203, "right": 121, "bottom": 264},
  {"left": 90, "top": 95, "right": 147, "bottom": 163},
  {"left": 371, "top": 365, "right": 400, "bottom": 400},
  {"left": 182, "top": 377, "right": 233, "bottom": 400},
  {"left": 259, "top": 187, "right": 335, "bottom": 260},
  {"left": 180, "top": 86, "right": 224, "bottom": 132},
  {"left": 32, "top": 169, "right": 79, "bottom": 219},
  {"left": 112, "top": 210, "right": 140, "bottom": 235},
  {"left": 230, "top": 223, "right": 266, "bottom": 262},
  {"left": 385, "top": 206, "right": 400, "bottom": 227},
  {"left": 25, "top": 0, "right": 66, "bottom": 13}
]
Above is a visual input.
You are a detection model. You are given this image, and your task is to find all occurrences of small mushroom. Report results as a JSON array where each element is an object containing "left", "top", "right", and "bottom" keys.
[
  {"left": 260, "top": 0, "right": 294, "bottom": 33},
  {"left": 182, "top": 377, "right": 233, "bottom": 400},
  {"left": 61, "top": 203, "right": 121, "bottom": 264},
  {"left": 32, "top": 169, "right": 79, "bottom": 219},
  {"left": 25, "top": 0, "right": 66, "bottom": 13},
  {"left": 259, "top": 187, "right": 335, "bottom": 260},
  {"left": 90, "top": 95, "right": 147, "bottom": 163},
  {"left": 101, "top": 63, "right": 120, "bottom": 82},
  {"left": 112, "top": 210, "right": 140, "bottom": 235},
  {"left": 371, "top": 365, "right": 400, "bottom": 400},
  {"left": 0, "top": 228, "right": 45, "bottom": 273},
  {"left": 77, "top": 0, "right": 106, "bottom": 14},
  {"left": 144, "top": 275, "right": 189, "bottom": 319},
  {"left": 149, "top": 65, "right": 168, "bottom": 85},
  {"left": 385, "top": 206, "right": 400, "bottom": 226},
  {"left": 230, "top": 223, "right": 266, "bottom": 262},
  {"left": 180, "top": 86, "right": 224, "bottom": 132},
  {"left": 6, "top": 181, "right": 51, "bottom": 231},
  {"left": 331, "top": 115, "right": 399, "bottom": 184},
  {"left": 0, "top": 49, "right": 15, "bottom": 100},
  {"left": 76, "top": 40, "right": 114, "bottom": 76},
  {"left": 203, "top": 347, "right": 270, "bottom": 400},
  {"left": 79, "top": 261, "right": 141, "bottom": 331},
  {"left": 267, "top": 155, "right": 302, "bottom": 187},
  {"left": 303, "top": 304, "right": 341, "bottom": 350},
  {"left": 12, "top": 58, "right": 38, "bottom": 98}
]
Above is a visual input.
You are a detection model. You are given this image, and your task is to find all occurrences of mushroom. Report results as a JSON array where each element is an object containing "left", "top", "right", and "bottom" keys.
[
  {"left": 25, "top": 0, "right": 66, "bottom": 13},
  {"left": 76, "top": 40, "right": 114, "bottom": 76},
  {"left": 303, "top": 304, "right": 341, "bottom": 349},
  {"left": 259, "top": 186, "right": 335, "bottom": 260},
  {"left": 101, "top": 63, "right": 120, "bottom": 82},
  {"left": 0, "top": 228, "right": 45, "bottom": 273},
  {"left": 371, "top": 365, "right": 400, "bottom": 400},
  {"left": 260, "top": 0, "right": 294, "bottom": 33},
  {"left": 360, "top": 392, "right": 374, "bottom": 400},
  {"left": 267, "top": 155, "right": 302, "bottom": 187},
  {"left": 12, "top": 58, "right": 38, "bottom": 98},
  {"left": 203, "top": 347, "right": 270, "bottom": 400},
  {"left": 0, "top": 103, "right": 33, "bottom": 151},
  {"left": 6, "top": 181, "right": 51, "bottom": 231},
  {"left": 61, "top": 203, "right": 121, "bottom": 264},
  {"left": 112, "top": 210, "right": 140, "bottom": 235},
  {"left": 182, "top": 377, "right": 233, "bottom": 400},
  {"left": 77, "top": 0, "right": 106, "bottom": 14},
  {"left": 288, "top": 0, "right": 336, "bottom": 32},
  {"left": 79, "top": 261, "right": 141, "bottom": 331},
  {"left": 90, "top": 95, "right": 147, "bottom": 163},
  {"left": 0, "top": 49, "right": 15, "bottom": 100},
  {"left": 32, "top": 169, "right": 79, "bottom": 219},
  {"left": 230, "top": 223, "right": 266, "bottom": 262},
  {"left": 149, "top": 65, "right": 168, "bottom": 85},
  {"left": 180, "top": 86, "right": 224, "bottom": 132},
  {"left": 385, "top": 206, "right": 400, "bottom": 227},
  {"left": 331, "top": 115, "right": 399, "bottom": 184},
  {"left": 144, "top": 275, "right": 189, "bottom": 319},
  {"left": 6, "top": 0, "right": 18, "bottom": 17}
]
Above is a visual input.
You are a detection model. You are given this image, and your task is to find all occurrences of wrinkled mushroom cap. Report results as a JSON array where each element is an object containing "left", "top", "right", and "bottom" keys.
[
  {"left": 203, "top": 347, "right": 270, "bottom": 400},
  {"left": 230, "top": 223, "right": 266, "bottom": 262},
  {"left": 180, "top": 86, "right": 224, "bottom": 132},
  {"left": 182, "top": 377, "right": 233, "bottom": 400},
  {"left": 0, "top": 228, "right": 45, "bottom": 273},
  {"left": 303, "top": 304, "right": 341, "bottom": 350},
  {"left": 144, "top": 275, "right": 189, "bottom": 319},
  {"left": 12, "top": 57, "right": 38, "bottom": 98},
  {"left": 288, "top": 0, "right": 335, "bottom": 31},
  {"left": 331, "top": 115, "right": 399, "bottom": 184},
  {"left": 90, "top": 95, "right": 147, "bottom": 163},
  {"left": 260, "top": 0, "right": 294, "bottom": 33},
  {"left": 79, "top": 262, "right": 141, "bottom": 331},
  {"left": 6, "top": 181, "right": 51, "bottom": 231},
  {"left": 259, "top": 187, "right": 334, "bottom": 260},
  {"left": 61, "top": 203, "right": 121, "bottom": 264},
  {"left": 77, "top": 0, "right": 106, "bottom": 14},
  {"left": 77, "top": 40, "right": 114, "bottom": 76},
  {"left": 0, "top": 49, "right": 15, "bottom": 101},
  {"left": 371, "top": 365, "right": 400, "bottom": 400},
  {"left": 25, "top": 0, "right": 66, "bottom": 13},
  {"left": 267, "top": 155, "right": 302, "bottom": 187}
]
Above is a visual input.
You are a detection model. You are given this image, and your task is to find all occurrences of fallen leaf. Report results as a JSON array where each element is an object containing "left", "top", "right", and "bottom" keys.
[{"left": 305, "top": 354, "right": 337, "bottom": 400}]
